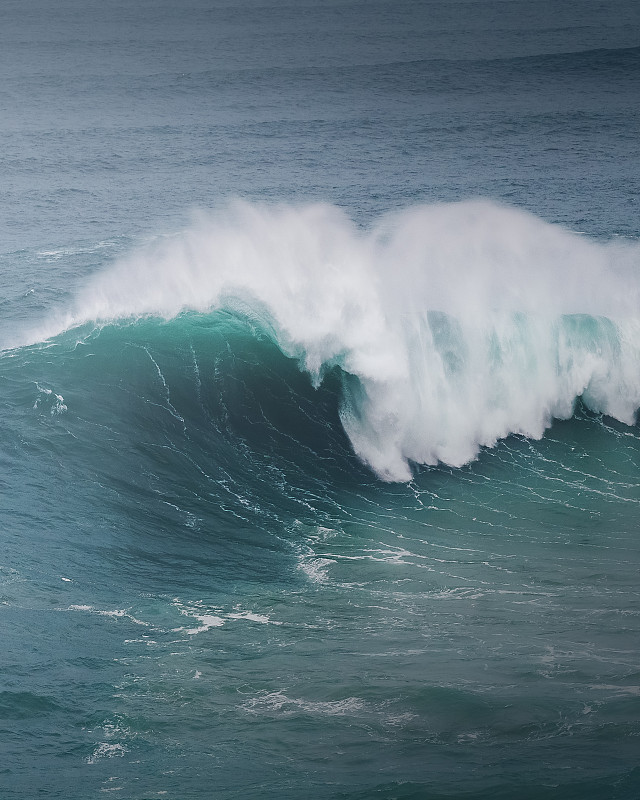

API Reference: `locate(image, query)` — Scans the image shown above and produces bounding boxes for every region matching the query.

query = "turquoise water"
[2,2,640,798]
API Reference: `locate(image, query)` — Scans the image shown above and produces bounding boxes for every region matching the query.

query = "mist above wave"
[34,200,640,480]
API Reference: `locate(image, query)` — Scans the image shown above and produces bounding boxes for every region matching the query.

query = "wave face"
[29,200,640,481]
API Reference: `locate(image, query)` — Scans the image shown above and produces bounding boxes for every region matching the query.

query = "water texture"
[1,1,640,798]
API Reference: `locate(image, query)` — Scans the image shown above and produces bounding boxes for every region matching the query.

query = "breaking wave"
[24,200,640,481]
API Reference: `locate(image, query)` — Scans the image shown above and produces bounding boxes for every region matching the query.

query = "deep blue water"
[2,2,640,798]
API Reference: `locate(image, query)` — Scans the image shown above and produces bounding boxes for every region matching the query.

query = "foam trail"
[31,200,640,480]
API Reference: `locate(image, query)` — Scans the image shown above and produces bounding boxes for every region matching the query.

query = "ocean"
[1,1,640,798]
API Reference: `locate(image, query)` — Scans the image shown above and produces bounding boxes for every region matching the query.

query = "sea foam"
[32,200,640,481]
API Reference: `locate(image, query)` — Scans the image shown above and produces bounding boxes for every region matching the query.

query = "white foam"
[172,598,282,633]
[241,690,366,717]
[184,614,225,635]
[33,383,67,415]
[67,605,149,626]
[28,200,640,480]
[87,742,127,764]
[227,611,282,625]
[296,555,335,584]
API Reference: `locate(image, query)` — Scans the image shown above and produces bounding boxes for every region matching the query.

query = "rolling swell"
[18,200,640,482]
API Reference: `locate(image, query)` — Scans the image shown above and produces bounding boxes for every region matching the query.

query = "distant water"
[2,2,640,798]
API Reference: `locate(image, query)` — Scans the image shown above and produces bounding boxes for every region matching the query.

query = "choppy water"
[2,2,640,798]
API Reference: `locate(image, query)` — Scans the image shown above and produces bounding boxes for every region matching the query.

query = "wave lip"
[29,200,640,481]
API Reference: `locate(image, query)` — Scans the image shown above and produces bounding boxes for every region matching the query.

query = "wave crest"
[32,200,640,480]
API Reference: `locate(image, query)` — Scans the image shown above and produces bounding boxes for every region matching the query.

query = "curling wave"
[28,200,640,481]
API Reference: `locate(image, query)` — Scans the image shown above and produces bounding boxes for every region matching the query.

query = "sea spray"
[28,200,640,480]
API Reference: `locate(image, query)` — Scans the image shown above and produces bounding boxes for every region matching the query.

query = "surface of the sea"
[2,1,640,798]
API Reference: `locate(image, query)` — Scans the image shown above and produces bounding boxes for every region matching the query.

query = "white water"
[32,200,640,480]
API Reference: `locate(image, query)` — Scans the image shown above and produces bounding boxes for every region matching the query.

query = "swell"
[463,44,640,74]
[194,44,640,81]
[196,45,640,99]
[12,199,640,481]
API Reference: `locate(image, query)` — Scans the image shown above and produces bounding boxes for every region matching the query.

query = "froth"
[33,200,640,480]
